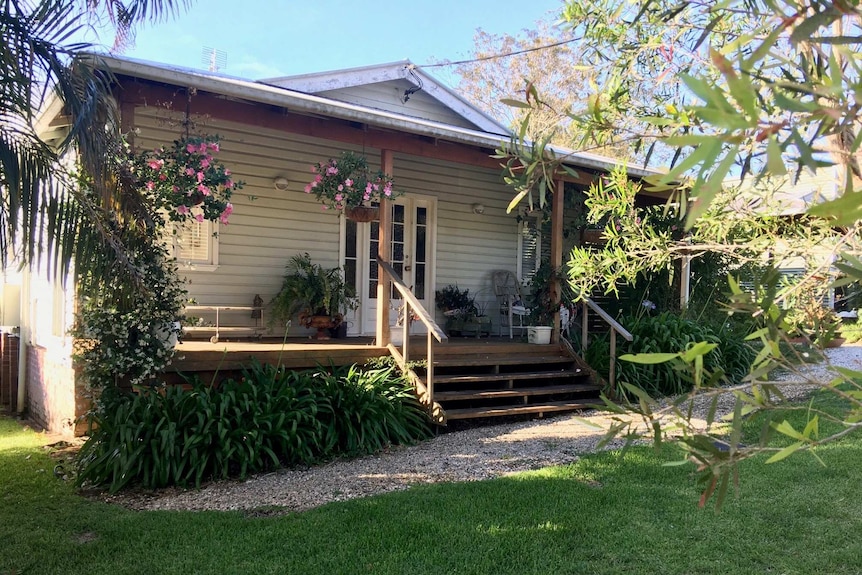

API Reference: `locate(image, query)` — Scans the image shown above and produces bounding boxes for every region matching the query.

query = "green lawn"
[2,405,860,575]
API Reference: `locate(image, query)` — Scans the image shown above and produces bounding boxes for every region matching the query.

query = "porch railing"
[377,257,448,412]
[579,297,633,392]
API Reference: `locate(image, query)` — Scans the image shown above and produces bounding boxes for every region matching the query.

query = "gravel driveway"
[102,345,862,513]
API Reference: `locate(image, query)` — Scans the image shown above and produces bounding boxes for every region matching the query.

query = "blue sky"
[92,0,566,84]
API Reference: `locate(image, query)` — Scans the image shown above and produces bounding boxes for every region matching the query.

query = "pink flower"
[185,168,195,176]
[225,179,234,189]
[176,204,190,216]
[304,183,313,193]
[197,172,205,183]
[344,178,353,187]
[326,166,338,176]
[198,184,211,196]
[186,143,196,153]
[158,173,166,181]
[219,203,233,225]
[145,181,155,191]
[365,182,373,194]
[200,158,210,168]
[195,213,205,223]
[210,143,219,153]
[225,169,231,176]
[147,159,164,170]
[337,184,344,192]
[172,185,179,192]
[334,193,343,202]
[314,174,322,184]
[363,193,371,201]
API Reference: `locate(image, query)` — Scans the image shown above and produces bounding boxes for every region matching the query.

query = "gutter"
[95,54,661,179]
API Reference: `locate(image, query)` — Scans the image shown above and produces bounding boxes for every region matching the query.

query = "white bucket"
[528,326,551,344]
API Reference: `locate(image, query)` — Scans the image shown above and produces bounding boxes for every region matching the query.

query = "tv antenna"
[202,47,227,72]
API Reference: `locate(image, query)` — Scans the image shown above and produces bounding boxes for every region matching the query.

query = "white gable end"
[315,79,480,130]
[262,61,509,135]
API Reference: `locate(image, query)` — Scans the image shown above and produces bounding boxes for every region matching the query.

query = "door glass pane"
[415,263,426,299]
[345,220,357,258]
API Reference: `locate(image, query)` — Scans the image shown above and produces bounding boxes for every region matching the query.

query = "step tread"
[429,369,585,385]
[435,384,601,401]
[431,355,575,367]
[445,400,594,420]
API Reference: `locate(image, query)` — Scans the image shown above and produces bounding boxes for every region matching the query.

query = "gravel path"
[102,345,862,513]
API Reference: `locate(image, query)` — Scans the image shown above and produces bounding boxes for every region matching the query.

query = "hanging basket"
[345,205,379,222]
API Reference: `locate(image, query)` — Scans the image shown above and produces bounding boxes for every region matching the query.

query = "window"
[172,219,218,270]
[518,216,541,283]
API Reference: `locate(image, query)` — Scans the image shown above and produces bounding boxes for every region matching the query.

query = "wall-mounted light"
[273,176,289,191]
[471,203,485,215]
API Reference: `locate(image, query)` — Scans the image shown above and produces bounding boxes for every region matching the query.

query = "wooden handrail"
[583,298,633,341]
[377,257,447,343]
[579,297,633,394]
[377,255,447,414]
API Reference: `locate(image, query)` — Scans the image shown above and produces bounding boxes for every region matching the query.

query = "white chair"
[493,271,530,338]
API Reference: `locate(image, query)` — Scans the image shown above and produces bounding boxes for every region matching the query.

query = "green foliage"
[583,311,756,398]
[75,363,430,492]
[270,253,358,325]
[70,239,186,390]
[316,364,433,457]
[434,284,478,316]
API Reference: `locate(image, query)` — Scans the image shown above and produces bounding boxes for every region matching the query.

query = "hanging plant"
[133,135,243,225]
[304,151,401,214]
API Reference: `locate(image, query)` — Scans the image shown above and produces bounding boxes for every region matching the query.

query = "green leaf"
[807,194,862,226]
[766,441,804,463]
[619,352,680,364]
[773,420,806,441]
[766,137,788,176]
[500,98,532,109]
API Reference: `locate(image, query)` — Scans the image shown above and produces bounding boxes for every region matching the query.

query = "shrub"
[578,312,756,399]
[75,363,430,492]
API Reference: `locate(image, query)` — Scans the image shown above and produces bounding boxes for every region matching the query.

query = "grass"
[2,396,861,575]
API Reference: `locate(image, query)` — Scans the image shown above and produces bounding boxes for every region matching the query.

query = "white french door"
[341,196,435,336]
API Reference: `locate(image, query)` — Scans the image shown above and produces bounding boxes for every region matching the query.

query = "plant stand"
[446,316,491,338]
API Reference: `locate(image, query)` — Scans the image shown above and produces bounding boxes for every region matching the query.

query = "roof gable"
[261,61,508,135]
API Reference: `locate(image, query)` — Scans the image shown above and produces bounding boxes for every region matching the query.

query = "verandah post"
[376,149,394,346]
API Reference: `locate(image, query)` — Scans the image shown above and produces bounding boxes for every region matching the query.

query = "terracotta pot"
[299,313,343,340]
[345,205,379,222]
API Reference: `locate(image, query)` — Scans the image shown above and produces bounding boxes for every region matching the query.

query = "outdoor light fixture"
[471,203,485,215]
[273,176,289,191]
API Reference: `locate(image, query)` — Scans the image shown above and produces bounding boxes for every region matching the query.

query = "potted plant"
[271,253,358,339]
[434,285,490,337]
[304,151,402,220]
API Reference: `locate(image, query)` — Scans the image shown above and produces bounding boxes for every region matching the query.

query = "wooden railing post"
[402,303,410,363]
[426,333,434,405]
[609,329,617,391]
[581,301,589,352]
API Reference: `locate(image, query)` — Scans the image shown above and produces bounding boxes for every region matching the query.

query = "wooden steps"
[408,341,603,423]
[445,400,597,420]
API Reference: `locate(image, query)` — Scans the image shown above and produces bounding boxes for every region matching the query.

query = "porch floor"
[169,335,538,378]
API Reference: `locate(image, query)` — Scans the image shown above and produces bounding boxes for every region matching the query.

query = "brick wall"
[26,344,87,437]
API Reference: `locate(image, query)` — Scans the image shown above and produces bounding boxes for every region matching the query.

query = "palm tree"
[1,0,190,284]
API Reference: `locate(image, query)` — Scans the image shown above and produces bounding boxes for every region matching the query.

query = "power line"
[419,37,580,68]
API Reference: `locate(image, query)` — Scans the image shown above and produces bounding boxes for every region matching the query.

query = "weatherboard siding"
[133,107,520,332]
[316,80,479,130]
